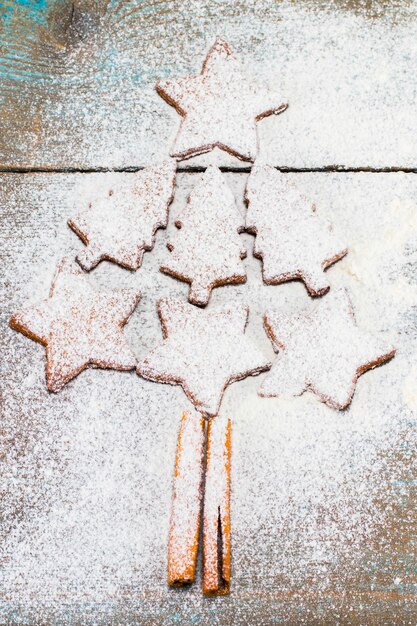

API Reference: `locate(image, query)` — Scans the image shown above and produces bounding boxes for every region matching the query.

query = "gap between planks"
[0,166,416,174]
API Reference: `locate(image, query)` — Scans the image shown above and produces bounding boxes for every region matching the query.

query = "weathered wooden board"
[1,171,416,624]
[0,0,416,170]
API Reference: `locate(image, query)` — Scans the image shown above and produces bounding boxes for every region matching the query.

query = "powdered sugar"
[161,165,247,306]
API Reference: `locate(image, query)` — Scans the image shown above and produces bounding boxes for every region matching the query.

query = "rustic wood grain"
[0,171,416,623]
[1,1,416,623]
[0,0,416,169]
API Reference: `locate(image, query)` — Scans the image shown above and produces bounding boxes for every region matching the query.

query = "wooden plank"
[0,170,416,623]
[0,0,416,169]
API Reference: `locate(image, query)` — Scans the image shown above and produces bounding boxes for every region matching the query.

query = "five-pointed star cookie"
[10,258,140,392]
[246,163,348,296]
[68,161,176,271]
[156,38,288,162]
[137,299,271,416]
[259,288,396,409]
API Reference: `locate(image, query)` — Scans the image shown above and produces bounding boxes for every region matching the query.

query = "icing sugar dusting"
[0,171,416,623]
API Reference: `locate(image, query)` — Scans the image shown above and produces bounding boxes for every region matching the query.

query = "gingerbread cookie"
[160,165,247,306]
[259,288,396,409]
[246,163,348,296]
[156,38,287,162]
[68,161,176,271]
[137,299,271,416]
[10,258,140,392]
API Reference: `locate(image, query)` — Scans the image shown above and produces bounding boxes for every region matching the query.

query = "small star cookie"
[137,299,271,416]
[68,161,176,271]
[259,288,396,409]
[246,163,348,296]
[156,38,287,162]
[10,258,140,392]
[160,165,247,306]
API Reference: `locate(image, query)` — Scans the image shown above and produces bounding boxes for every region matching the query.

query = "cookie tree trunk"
[168,412,231,596]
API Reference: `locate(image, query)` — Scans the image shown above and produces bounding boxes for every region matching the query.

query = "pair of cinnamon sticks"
[168,411,231,596]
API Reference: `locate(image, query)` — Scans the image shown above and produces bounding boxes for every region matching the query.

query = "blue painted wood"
[0,0,416,169]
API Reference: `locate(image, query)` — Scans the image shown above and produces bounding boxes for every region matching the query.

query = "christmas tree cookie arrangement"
[9,38,396,599]
[160,165,247,306]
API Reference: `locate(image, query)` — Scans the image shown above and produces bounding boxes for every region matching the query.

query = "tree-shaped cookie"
[137,298,271,416]
[246,163,348,296]
[259,288,396,409]
[68,160,176,271]
[160,165,247,306]
[157,38,288,162]
[10,258,140,391]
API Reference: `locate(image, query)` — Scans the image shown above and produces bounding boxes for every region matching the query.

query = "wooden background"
[1,1,417,624]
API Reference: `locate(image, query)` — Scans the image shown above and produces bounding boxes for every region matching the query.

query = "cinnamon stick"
[168,410,205,586]
[202,413,231,596]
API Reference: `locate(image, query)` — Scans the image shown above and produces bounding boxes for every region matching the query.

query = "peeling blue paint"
[0,0,51,27]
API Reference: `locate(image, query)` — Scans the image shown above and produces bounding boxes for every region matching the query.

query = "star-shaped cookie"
[157,38,287,162]
[68,160,176,271]
[137,299,271,416]
[246,163,348,296]
[259,288,396,409]
[10,258,140,392]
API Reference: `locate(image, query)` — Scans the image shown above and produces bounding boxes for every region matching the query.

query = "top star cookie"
[68,161,176,271]
[157,38,288,162]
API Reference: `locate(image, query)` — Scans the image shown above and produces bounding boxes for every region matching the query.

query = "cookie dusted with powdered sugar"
[137,299,271,417]
[160,165,247,306]
[246,163,347,296]
[156,38,287,162]
[259,288,396,409]
[10,258,140,392]
[68,161,176,271]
